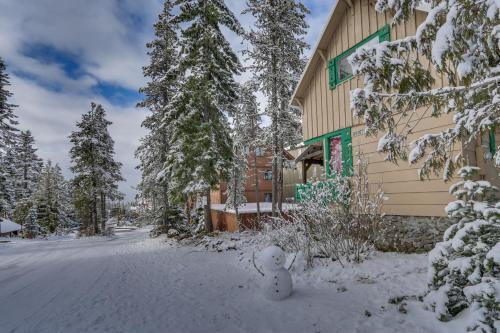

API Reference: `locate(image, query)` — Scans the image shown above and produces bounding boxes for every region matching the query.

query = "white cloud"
[10,75,147,201]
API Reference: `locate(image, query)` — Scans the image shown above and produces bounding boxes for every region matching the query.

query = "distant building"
[0,218,22,237]
[211,147,294,205]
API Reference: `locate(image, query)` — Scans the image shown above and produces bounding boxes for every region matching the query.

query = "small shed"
[0,218,22,236]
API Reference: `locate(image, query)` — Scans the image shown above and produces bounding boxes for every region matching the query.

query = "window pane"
[337,55,353,81]
[337,36,380,82]
[363,35,380,48]
[329,137,343,174]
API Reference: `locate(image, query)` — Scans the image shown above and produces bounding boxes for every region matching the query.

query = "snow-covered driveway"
[0,229,444,333]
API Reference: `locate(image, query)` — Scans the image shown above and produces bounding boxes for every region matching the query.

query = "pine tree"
[349,0,500,180]
[69,103,123,235]
[170,0,243,232]
[426,167,499,331]
[23,204,43,238]
[0,57,18,152]
[0,57,19,217]
[136,0,182,231]
[35,161,61,233]
[15,130,43,201]
[243,0,309,216]
[225,83,263,222]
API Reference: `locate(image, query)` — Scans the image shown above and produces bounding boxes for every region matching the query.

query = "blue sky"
[0,0,334,200]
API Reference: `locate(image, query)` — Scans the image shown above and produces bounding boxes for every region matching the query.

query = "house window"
[255,147,264,156]
[329,25,390,89]
[489,128,497,155]
[324,127,353,177]
[329,137,343,174]
[264,193,272,202]
[264,170,273,180]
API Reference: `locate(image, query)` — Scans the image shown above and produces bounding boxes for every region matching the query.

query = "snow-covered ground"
[0,229,459,333]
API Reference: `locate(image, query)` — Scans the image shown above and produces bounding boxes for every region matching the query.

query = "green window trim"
[324,128,353,177]
[303,128,353,178]
[489,127,497,155]
[328,25,390,90]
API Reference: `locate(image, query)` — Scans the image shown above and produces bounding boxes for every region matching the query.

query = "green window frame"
[303,128,353,177]
[328,25,390,89]
[324,128,353,177]
[489,127,497,155]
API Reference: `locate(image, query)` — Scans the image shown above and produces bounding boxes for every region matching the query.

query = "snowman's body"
[261,246,293,301]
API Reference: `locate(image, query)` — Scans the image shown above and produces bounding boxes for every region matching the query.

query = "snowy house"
[0,218,22,237]
[290,0,499,250]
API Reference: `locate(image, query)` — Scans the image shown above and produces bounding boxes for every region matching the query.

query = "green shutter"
[341,128,353,176]
[328,59,336,90]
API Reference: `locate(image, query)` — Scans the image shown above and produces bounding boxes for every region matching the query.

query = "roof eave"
[291,1,431,107]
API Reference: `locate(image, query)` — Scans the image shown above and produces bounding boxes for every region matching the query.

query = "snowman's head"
[262,246,286,270]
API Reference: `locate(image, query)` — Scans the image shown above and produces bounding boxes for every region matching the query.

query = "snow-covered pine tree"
[0,57,18,153]
[94,108,124,233]
[35,161,61,233]
[69,103,123,235]
[136,0,182,231]
[15,130,43,201]
[349,0,500,180]
[240,82,263,220]
[0,144,17,218]
[426,167,499,331]
[0,57,19,218]
[23,204,43,238]
[170,0,243,232]
[243,0,309,216]
[225,85,256,223]
[72,177,94,234]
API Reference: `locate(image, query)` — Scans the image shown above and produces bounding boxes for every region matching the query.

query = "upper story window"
[264,170,273,180]
[255,147,264,157]
[329,25,390,89]
[489,128,497,155]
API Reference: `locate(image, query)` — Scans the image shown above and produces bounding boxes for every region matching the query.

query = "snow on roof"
[0,219,22,233]
[211,203,297,214]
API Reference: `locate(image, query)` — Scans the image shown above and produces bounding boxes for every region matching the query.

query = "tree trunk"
[92,194,99,235]
[271,58,279,217]
[204,189,213,233]
[233,173,240,230]
[100,192,106,234]
[253,153,261,222]
[185,194,192,225]
[277,151,283,213]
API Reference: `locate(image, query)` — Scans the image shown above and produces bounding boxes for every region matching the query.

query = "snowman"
[261,246,293,301]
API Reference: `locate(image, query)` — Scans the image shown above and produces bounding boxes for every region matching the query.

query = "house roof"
[291,0,430,108]
[291,0,348,107]
[0,219,22,234]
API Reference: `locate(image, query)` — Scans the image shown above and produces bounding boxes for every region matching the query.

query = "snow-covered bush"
[425,167,499,331]
[269,156,384,267]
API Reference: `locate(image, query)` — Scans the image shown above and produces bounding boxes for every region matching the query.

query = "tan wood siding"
[303,1,426,142]
[296,1,479,217]
[351,108,456,217]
